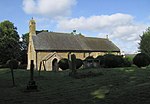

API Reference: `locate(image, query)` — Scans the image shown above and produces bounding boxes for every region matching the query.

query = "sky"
[0,0,150,54]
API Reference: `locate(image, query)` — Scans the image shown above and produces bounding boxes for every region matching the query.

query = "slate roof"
[32,32,120,52]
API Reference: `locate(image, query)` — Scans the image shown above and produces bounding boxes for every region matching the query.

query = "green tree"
[19,33,29,64]
[139,27,150,57]
[133,53,150,68]
[21,33,29,50]
[0,20,20,64]
[0,20,19,41]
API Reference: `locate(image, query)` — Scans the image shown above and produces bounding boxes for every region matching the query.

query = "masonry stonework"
[27,18,120,71]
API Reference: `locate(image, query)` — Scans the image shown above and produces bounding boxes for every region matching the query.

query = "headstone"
[26,60,38,91]
[9,58,18,86]
[71,54,77,74]
[68,52,72,70]
[10,67,15,86]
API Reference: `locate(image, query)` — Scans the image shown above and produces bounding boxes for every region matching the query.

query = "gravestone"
[69,54,77,77]
[9,58,18,86]
[71,54,76,73]
[26,60,37,91]
[68,52,72,70]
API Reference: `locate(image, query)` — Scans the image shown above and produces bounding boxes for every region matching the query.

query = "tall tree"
[0,20,20,64]
[21,33,29,50]
[19,33,29,64]
[139,27,150,57]
[0,20,19,41]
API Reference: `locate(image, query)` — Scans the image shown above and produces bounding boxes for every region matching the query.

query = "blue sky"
[0,0,150,54]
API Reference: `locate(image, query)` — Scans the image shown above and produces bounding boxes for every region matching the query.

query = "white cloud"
[108,24,147,54]
[57,13,134,31]
[23,0,36,14]
[111,25,146,40]
[23,0,76,18]
[57,13,148,53]
[22,0,148,54]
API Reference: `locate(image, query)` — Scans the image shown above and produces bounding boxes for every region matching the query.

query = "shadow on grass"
[1,67,150,104]
[90,67,150,104]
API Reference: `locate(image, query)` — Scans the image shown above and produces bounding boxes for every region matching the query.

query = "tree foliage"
[139,27,150,57]
[58,58,69,70]
[0,20,20,64]
[7,58,19,69]
[76,59,83,69]
[0,20,19,40]
[133,53,150,68]
[21,33,29,50]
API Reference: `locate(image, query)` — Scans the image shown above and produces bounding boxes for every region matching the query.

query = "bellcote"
[29,18,36,35]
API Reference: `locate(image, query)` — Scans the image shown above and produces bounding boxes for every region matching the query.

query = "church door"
[52,58,58,71]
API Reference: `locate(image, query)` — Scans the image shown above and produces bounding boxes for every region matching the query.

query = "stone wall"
[35,51,120,71]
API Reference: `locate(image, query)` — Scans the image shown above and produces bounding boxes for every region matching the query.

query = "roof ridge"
[36,31,108,40]
[85,36,108,40]
[37,31,75,37]
[32,31,120,52]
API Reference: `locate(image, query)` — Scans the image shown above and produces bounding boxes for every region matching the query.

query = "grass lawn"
[1,67,150,104]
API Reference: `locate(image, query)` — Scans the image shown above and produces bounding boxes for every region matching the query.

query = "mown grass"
[0,67,150,104]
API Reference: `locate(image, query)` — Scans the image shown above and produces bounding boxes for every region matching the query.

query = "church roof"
[32,32,120,52]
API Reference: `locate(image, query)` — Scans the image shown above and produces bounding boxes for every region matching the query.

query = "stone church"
[27,18,120,71]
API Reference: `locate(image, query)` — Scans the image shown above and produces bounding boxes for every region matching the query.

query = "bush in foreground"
[123,58,132,67]
[7,59,19,69]
[103,54,124,68]
[133,53,150,68]
[96,55,104,66]
[76,59,83,69]
[58,58,69,70]
[85,56,94,60]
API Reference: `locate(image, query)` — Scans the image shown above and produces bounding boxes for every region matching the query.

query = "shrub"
[84,56,94,68]
[7,59,19,69]
[103,54,124,68]
[58,58,69,70]
[76,59,83,69]
[133,53,150,68]
[125,55,135,64]
[0,64,8,68]
[96,55,104,66]
[123,58,132,67]
[103,54,116,68]
[116,55,125,67]
[85,56,94,60]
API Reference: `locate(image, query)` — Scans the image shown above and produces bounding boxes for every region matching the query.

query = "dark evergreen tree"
[133,53,150,68]
[0,20,20,64]
[139,27,150,57]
